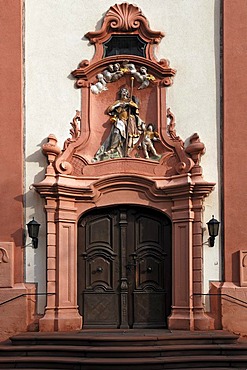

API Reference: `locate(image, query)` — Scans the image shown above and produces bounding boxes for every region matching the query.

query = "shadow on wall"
[25,139,48,313]
[25,138,48,183]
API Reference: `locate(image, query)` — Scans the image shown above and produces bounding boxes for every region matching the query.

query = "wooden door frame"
[77,205,172,329]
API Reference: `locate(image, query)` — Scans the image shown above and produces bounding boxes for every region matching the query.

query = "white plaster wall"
[25,0,220,312]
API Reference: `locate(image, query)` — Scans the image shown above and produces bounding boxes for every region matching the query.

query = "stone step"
[0,355,247,369]
[10,330,239,347]
[0,343,247,358]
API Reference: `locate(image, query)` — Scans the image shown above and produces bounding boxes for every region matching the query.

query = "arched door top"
[78,205,172,328]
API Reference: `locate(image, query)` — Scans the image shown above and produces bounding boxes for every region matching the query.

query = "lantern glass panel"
[27,219,40,238]
[207,217,220,237]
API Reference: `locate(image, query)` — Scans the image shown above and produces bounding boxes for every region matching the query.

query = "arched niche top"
[85,3,164,62]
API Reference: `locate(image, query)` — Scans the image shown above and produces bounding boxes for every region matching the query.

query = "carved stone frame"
[35,3,215,331]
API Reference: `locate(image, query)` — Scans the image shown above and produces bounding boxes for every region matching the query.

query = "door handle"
[126,252,137,271]
[96,266,103,273]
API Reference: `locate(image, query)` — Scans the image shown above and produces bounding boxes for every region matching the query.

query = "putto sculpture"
[90,60,155,94]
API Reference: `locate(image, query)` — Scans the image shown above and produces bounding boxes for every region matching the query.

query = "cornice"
[34,173,215,202]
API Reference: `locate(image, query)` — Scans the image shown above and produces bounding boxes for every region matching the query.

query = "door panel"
[78,206,171,328]
[129,210,170,328]
[78,210,119,328]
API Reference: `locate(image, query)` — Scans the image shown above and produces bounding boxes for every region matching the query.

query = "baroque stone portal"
[35,3,215,332]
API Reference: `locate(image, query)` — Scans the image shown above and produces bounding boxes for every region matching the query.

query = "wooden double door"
[78,206,172,328]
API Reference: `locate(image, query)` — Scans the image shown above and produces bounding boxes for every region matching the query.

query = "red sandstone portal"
[35,3,215,331]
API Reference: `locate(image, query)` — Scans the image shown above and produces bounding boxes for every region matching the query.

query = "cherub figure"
[141,123,160,159]
[102,63,123,83]
[90,73,108,94]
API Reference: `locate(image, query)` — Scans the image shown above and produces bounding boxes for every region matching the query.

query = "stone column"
[168,192,194,330]
[39,196,82,331]
[192,196,214,329]
[39,198,57,331]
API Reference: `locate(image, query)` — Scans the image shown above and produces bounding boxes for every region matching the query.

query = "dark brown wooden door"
[78,206,171,328]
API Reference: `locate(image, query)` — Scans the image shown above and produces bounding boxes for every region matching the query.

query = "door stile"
[119,209,129,329]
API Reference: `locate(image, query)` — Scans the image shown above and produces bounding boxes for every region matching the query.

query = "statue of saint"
[93,86,144,161]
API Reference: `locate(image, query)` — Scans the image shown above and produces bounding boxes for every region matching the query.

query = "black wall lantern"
[27,217,40,249]
[207,215,220,247]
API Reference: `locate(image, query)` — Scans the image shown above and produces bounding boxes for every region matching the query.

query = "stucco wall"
[24,0,220,312]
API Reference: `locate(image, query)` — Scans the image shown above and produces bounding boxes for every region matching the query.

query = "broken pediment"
[42,3,205,178]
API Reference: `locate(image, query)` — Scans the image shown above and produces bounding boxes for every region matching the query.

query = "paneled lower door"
[78,206,171,328]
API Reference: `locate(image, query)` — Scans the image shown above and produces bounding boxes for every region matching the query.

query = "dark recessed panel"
[103,35,147,57]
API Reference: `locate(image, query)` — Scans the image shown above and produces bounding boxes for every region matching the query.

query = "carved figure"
[102,64,115,82]
[93,86,144,161]
[91,61,155,94]
[102,63,123,83]
[141,123,160,158]
[90,73,108,94]
[131,66,155,90]
[122,60,137,74]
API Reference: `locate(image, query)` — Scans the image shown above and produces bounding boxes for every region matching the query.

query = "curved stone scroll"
[54,111,83,175]
[165,108,194,174]
[0,248,9,263]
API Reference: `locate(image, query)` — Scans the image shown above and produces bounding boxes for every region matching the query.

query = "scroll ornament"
[63,110,81,150]
[0,248,9,263]
[167,108,184,147]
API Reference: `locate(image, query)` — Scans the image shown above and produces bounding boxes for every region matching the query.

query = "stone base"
[39,307,82,332]
[168,307,194,330]
[210,282,247,336]
[193,309,215,330]
[168,307,214,330]
[0,283,36,342]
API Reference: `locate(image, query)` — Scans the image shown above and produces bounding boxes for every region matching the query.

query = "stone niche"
[35,3,215,332]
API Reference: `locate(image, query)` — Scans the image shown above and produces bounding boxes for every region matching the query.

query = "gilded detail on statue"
[92,84,160,162]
